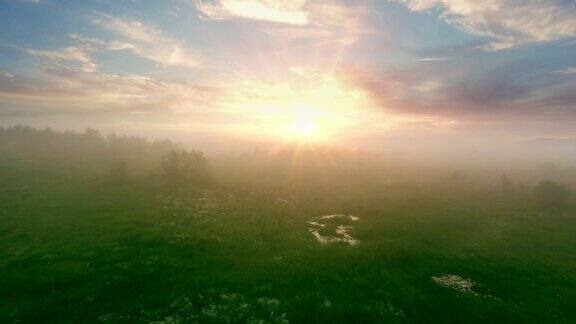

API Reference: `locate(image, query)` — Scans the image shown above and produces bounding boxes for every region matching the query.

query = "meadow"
[1,126,575,323]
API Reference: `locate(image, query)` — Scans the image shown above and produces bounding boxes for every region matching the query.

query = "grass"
[1,163,576,323]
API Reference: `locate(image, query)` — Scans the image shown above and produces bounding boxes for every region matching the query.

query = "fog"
[4,125,574,194]
[2,125,575,322]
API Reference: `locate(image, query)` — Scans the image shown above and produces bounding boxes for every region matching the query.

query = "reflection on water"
[308,214,360,246]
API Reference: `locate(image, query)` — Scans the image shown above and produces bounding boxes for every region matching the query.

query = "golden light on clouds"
[221,72,394,143]
[193,0,310,25]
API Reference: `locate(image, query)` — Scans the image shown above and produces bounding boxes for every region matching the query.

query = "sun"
[228,73,391,143]
[289,116,317,139]
[278,108,328,142]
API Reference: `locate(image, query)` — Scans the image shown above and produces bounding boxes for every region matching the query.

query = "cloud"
[93,14,200,68]
[0,66,218,116]
[417,57,450,62]
[555,67,576,75]
[0,68,233,134]
[192,0,310,25]
[0,70,14,79]
[338,58,567,122]
[192,0,367,45]
[25,46,97,72]
[396,0,576,50]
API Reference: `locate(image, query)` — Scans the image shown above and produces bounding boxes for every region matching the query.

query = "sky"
[1,0,576,151]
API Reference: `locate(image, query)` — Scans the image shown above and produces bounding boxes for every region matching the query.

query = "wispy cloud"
[25,46,97,72]
[0,70,14,79]
[192,0,310,25]
[555,67,576,75]
[417,57,449,62]
[93,13,200,68]
[396,0,576,50]
[0,66,217,115]
[191,0,367,44]
[23,21,196,75]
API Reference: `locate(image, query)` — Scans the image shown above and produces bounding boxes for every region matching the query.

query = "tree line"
[0,125,210,188]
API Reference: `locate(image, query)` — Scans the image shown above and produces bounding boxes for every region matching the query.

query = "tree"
[534,180,571,209]
[160,150,210,188]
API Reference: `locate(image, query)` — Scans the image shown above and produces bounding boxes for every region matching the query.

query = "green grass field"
[2,156,575,323]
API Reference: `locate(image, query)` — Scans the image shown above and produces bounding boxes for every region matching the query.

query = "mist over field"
[2,126,576,322]
[2,0,576,323]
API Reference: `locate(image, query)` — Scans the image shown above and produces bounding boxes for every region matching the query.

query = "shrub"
[160,150,211,188]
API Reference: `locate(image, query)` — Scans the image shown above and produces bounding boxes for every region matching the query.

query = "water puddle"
[308,214,360,246]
